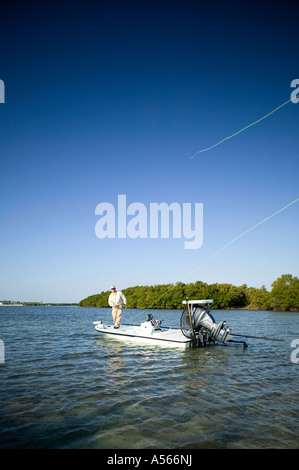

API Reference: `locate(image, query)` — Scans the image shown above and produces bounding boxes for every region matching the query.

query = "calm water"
[0,305,299,449]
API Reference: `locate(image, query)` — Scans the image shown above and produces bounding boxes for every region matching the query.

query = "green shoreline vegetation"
[79,274,299,312]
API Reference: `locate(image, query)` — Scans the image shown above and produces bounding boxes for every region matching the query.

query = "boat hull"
[95,323,191,349]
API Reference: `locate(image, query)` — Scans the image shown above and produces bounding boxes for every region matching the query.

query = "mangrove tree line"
[78,274,299,311]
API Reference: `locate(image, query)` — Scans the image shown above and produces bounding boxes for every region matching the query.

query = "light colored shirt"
[108,290,127,307]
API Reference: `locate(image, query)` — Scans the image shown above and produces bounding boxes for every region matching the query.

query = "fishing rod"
[231,333,286,342]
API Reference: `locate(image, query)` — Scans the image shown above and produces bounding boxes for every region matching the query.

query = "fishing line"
[180,196,299,281]
[190,98,292,159]
[130,196,299,320]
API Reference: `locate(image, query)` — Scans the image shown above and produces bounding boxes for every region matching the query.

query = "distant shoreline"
[0,302,78,307]
[0,303,23,307]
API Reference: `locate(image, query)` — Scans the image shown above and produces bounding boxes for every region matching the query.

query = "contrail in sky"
[190,98,292,159]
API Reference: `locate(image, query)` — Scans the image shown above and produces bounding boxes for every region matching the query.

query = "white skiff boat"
[94,321,191,349]
[93,299,287,349]
[93,299,250,349]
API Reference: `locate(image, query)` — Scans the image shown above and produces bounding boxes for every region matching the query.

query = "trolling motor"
[181,300,247,348]
[146,313,162,330]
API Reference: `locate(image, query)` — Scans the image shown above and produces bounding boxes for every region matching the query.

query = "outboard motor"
[193,307,231,344]
[181,301,231,346]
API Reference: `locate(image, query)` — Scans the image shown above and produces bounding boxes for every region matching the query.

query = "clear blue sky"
[0,0,298,302]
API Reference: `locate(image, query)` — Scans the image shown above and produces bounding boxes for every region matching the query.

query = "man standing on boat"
[108,285,127,328]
